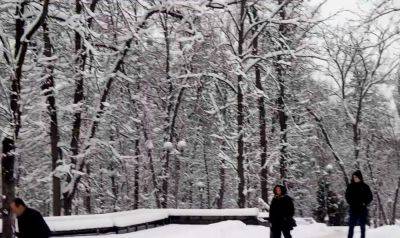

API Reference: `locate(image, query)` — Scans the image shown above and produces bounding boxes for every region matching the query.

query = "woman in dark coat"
[345,170,373,238]
[269,185,296,238]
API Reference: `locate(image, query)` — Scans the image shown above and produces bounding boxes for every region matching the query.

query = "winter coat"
[269,195,296,229]
[16,207,51,238]
[345,172,373,214]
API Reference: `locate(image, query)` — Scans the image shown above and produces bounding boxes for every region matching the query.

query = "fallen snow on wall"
[44,208,259,231]
[1,208,258,233]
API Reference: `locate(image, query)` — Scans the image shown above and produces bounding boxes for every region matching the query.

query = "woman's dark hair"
[12,198,26,207]
[273,185,287,195]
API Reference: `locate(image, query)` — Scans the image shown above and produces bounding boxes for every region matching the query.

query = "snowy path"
[62,221,400,238]
[316,227,347,238]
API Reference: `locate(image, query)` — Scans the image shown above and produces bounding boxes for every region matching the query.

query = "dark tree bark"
[236,0,247,209]
[2,138,15,238]
[65,0,99,215]
[252,7,269,204]
[42,22,62,216]
[276,0,289,182]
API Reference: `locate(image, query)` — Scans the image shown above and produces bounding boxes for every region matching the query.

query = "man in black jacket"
[269,185,296,238]
[345,170,373,238]
[10,198,51,238]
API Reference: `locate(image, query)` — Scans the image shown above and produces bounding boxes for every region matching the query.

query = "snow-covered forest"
[0,0,399,233]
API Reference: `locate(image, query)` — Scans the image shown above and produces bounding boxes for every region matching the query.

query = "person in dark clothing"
[345,170,373,238]
[269,185,296,238]
[10,198,51,238]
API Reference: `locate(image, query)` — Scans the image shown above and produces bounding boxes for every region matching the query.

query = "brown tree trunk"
[2,138,15,238]
[42,22,62,216]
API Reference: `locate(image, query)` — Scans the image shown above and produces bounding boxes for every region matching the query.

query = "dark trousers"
[270,225,292,238]
[348,208,367,238]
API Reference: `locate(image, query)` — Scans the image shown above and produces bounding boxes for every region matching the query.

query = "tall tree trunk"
[236,0,247,209]
[161,15,172,208]
[42,22,62,216]
[276,0,288,182]
[252,7,268,204]
[65,0,86,215]
[65,0,99,215]
[2,138,15,238]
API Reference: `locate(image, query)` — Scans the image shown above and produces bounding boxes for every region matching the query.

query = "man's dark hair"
[12,198,26,207]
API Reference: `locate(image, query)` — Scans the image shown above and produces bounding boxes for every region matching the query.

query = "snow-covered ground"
[62,220,400,238]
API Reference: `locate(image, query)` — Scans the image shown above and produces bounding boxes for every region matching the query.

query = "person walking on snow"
[10,198,51,238]
[346,170,373,238]
[269,185,296,238]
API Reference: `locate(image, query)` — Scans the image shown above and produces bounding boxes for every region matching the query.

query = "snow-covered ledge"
[0,208,264,236]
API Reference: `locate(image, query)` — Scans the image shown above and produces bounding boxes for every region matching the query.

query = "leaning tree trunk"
[2,138,15,238]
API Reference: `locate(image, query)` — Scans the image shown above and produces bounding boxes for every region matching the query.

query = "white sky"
[315,0,373,24]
